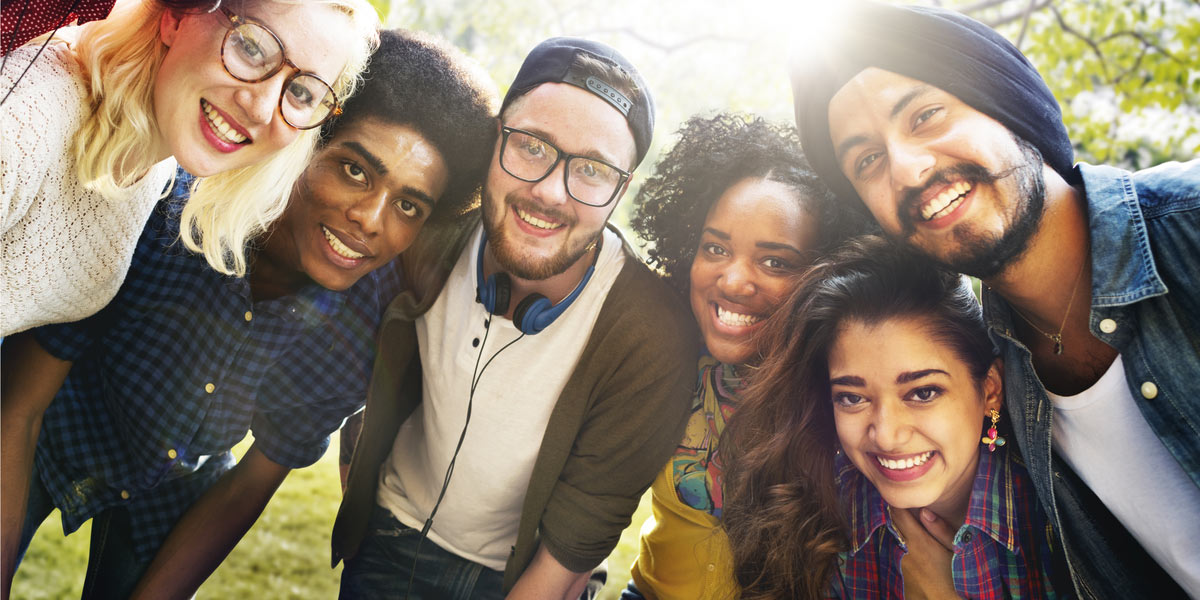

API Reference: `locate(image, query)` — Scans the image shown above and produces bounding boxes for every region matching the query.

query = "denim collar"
[983,163,1167,337]
[1076,162,1168,307]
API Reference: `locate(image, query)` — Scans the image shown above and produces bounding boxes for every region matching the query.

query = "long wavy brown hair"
[722,235,992,598]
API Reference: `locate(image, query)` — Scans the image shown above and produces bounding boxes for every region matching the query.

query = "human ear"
[159,10,184,47]
[982,358,1003,412]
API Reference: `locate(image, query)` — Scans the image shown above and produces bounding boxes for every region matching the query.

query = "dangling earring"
[981,409,1006,452]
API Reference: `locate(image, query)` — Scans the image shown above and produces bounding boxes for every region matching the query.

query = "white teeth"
[516,207,563,230]
[322,226,365,259]
[876,450,934,471]
[717,305,761,327]
[201,99,248,144]
[920,181,970,221]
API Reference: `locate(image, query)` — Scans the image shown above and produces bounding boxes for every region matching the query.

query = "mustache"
[897,161,1022,235]
[506,195,575,226]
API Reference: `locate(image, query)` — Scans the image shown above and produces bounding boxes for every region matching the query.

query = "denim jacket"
[982,160,1199,599]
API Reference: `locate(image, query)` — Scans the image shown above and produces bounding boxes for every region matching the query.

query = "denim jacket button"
[1099,318,1117,334]
[1141,381,1159,399]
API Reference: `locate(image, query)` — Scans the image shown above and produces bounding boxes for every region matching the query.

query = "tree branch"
[1047,2,1110,79]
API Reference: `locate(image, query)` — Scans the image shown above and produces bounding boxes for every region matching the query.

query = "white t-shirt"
[1,44,177,335]
[1049,355,1200,596]
[376,225,625,570]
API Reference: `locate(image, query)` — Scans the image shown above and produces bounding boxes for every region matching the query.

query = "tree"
[948,0,1200,168]
[381,0,1199,193]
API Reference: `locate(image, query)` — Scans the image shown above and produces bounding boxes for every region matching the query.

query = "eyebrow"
[514,125,625,167]
[341,141,388,175]
[339,141,438,208]
[890,85,934,119]
[896,368,948,384]
[757,241,806,257]
[702,227,730,240]
[830,375,865,387]
[702,228,806,257]
[829,369,948,387]
[832,84,936,163]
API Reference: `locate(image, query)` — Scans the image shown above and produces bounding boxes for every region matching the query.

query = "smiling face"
[828,316,1001,519]
[482,83,636,280]
[827,68,1046,278]
[689,178,817,365]
[264,118,448,292]
[153,2,356,176]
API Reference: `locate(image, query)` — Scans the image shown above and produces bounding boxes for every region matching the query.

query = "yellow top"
[630,461,738,600]
[630,356,739,600]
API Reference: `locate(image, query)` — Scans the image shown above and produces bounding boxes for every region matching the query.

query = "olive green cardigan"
[331,212,699,591]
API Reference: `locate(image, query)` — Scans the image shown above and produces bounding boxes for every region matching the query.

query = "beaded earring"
[981,409,1007,452]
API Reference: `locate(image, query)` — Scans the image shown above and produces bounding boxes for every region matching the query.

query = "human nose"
[529,159,571,206]
[887,139,936,189]
[716,259,756,299]
[234,75,285,127]
[869,400,913,451]
[346,190,388,237]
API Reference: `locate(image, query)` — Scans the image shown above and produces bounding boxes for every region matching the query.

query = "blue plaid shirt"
[32,175,403,560]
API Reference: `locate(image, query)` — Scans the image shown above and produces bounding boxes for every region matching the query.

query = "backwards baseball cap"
[792,1,1076,204]
[501,36,655,168]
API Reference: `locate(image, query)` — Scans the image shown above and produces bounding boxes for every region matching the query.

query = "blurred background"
[14,0,1199,597]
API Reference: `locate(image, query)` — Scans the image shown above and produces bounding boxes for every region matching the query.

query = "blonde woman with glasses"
[0,0,380,336]
[0,1,377,597]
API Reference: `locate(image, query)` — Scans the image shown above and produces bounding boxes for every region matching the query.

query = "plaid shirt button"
[205,383,215,394]
[120,490,130,500]
[167,449,178,459]
[244,311,253,322]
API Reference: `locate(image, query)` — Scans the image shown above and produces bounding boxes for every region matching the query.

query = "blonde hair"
[72,0,380,276]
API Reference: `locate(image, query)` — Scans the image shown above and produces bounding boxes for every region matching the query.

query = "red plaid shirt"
[830,447,1068,599]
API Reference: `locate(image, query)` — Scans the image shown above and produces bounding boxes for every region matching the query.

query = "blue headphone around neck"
[475,228,600,335]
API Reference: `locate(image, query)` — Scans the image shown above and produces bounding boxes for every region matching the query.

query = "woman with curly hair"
[722,236,1068,599]
[623,113,847,600]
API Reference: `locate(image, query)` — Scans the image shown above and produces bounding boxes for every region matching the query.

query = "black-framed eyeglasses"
[217,7,341,130]
[499,126,631,208]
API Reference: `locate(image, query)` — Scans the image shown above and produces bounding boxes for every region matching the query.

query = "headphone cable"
[404,315,525,598]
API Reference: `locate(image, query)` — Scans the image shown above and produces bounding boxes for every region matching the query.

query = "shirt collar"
[983,163,1167,336]
[837,447,1022,555]
[1076,163,1168,307]
[837,453,892,554]
[961,446,1021,554]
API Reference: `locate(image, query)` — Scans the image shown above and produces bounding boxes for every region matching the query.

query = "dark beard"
[894,137,1046,279]
[481,193,591,281]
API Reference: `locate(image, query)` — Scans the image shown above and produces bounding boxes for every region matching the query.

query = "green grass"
[14,431,652,599]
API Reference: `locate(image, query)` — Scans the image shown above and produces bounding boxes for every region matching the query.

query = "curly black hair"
[321,29,499,224]
[631,113,853,298]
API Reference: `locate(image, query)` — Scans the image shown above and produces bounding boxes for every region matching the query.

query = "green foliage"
[944,0,1200,168]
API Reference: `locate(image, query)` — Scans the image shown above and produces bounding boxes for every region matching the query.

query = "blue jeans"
[339,505,504,600]
[17,469,150,599]
[619,580,646,600]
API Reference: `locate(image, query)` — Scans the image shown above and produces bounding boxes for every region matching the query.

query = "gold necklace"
[1011,255,1087,355]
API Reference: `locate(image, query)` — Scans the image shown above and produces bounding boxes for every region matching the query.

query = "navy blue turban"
[791,1,1076,204]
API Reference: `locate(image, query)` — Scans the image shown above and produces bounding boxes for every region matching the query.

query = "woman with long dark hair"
[723,236,1067,599]
[623,113,846,599]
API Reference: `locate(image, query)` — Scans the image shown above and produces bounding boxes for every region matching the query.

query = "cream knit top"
[2,44,177,335]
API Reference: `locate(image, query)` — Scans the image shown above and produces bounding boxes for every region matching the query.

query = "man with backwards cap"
[333,38,697,599]
[792,2,1199,597]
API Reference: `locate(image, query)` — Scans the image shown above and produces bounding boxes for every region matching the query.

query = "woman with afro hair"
[623,113,854,599]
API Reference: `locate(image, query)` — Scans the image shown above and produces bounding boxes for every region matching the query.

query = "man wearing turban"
[792,2,1199,597]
